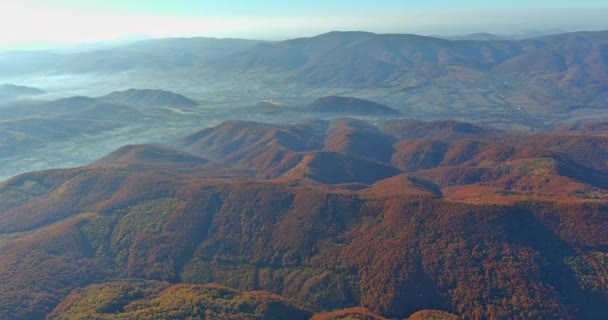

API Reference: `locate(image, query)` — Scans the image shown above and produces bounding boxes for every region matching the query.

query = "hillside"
[0,118,607,319]
[307,96,400,115]
[48,281,312,320]
[100,88,198,107]
[94,144,208,167]
[553,119,608,134]
[381,119,495,140]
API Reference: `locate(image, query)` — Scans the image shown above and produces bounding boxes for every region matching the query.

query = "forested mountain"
[1,118,607,319]
[1,31,607,120]
[0,0,606,318]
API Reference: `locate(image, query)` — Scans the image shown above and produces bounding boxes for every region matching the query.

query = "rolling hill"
[0,96,140,158]
[94,144,209,167]
[307,96,400,115]
[0,88,219,182]
[99,88,198,107]
[553,118,608,134]
[48,281,312,320]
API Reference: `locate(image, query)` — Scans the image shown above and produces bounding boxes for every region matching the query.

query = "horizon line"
[2,27,607,52]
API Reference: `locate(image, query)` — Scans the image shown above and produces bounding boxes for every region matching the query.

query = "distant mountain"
[209,30,515,78]
[0,37,264,74]
[203,30,608,120]
[6,31,607,90]
[39,96,99,110]
[99,88,198,107]
[211,30,608,86]
[2,31,608,122]
[0,84,44,97]
[438,33,504,41]
[308,96,400,115]
[438,30,567,41]
[511,29,568,39]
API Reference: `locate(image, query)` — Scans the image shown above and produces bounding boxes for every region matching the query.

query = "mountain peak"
[308,96,400,115]
[313,31,377,38]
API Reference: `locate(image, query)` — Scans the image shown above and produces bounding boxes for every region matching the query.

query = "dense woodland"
[0,118,607,319]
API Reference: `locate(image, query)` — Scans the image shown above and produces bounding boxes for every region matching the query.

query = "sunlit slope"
[0,118,607,319]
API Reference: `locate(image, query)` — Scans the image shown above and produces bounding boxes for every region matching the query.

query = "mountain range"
[1,31,607,124]
[0,91,412,182]
[1,28,608,320]
[1,117,607,319]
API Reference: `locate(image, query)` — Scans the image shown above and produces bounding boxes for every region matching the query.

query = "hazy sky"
[1,0,607,49]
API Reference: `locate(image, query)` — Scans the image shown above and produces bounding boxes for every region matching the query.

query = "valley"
[1,31,606,182]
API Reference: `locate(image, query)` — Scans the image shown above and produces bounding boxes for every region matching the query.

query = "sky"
[0,0,607,49]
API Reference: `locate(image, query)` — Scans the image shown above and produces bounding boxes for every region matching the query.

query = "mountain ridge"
[99,88,198,107]
[2,30,607,122]
[1,117,608,319]
[307,96,401,115]
[1,30,608,319]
